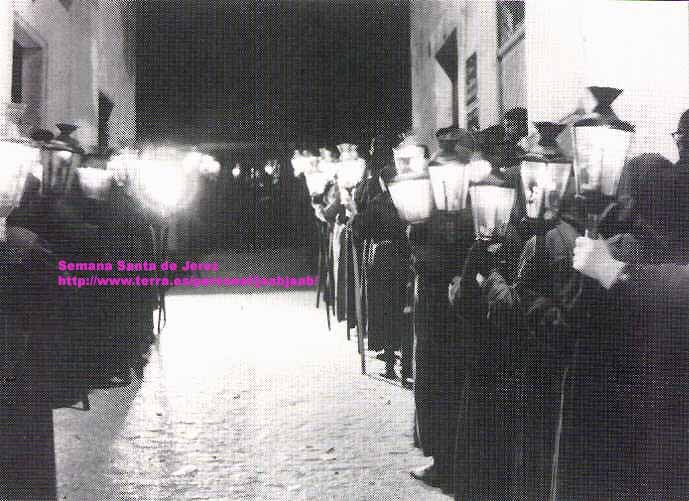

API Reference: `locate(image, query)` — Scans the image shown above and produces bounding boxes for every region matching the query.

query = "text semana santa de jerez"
[55,260,318,289]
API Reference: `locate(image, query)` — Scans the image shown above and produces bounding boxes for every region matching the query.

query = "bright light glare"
[232,165,241,178]
[136,159,189,210]
[0,141,37,215]
[55,150,73,161]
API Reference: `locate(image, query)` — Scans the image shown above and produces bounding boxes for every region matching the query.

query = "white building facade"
[411,0,689,161]
[1,0,135,152]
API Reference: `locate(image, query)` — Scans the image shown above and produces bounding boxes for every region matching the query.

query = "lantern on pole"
[0,114,39,241]
[428,160,470,213]
[36,123,84,198]
[336,143,366,190]
[76,167,115,202]
[386,141,435,224]
[107,147,139,189]
[520,121,572,220]
[386,140,434,223]
[572,86,635,235]
[468,185,516,241]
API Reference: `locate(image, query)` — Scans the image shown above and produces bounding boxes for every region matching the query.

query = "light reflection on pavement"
[54,256,450,500]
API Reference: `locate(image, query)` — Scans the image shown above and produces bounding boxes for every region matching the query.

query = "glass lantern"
[386,172,435,224]
[520,122,572,219]
[77,167,115,201]
[393,144,426,175]
[37,123,84,197]
[0,139,38,241]
[572,87,635,234]
[572,87,634,198]
[133,146,199,218]
[428,161,470,212]
[468,185,516,240]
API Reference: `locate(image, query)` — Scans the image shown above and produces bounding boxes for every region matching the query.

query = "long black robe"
[410,209,474,482]
[467,219,579,500]
[351,175,409,354]
[556,154,689,500]
[453,222,525,501]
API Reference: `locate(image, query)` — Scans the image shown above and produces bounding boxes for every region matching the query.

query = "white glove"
[572,236,626,289]
[448,275,461,305]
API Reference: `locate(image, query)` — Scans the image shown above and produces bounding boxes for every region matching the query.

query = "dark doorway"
[11,41,22,103]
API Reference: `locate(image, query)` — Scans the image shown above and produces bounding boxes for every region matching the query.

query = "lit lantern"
[264,161,274,176]
[133,147,199,217]
[520,121,572,219]
[393,144,426,175]
[77,167,115,201]
[317,147,339,179]
[200,156,221,177]
[428,162,469,212]
[302,149,336,196]
[572,87,635,198]
[183,150,221,178]
[0,139,38,241]
[37,123,84,197]
[232,164,242,178]
[468,185,516,240]
[290,150,302,176]
[304,171,331,196]
[336,143,366,189]
[386,172,435,224]
[107,147,139,188]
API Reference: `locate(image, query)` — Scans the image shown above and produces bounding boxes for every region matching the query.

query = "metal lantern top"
[520,121,572,218]
[572,86,635,197]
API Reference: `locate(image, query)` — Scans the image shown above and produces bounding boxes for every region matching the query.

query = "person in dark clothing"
[408,128,476,493]
[459,172,580,500]
[572,235,689,501]
[451,221,524,501]
[555,135,689,500]
[673,108,689,166]
[351,131,409,379]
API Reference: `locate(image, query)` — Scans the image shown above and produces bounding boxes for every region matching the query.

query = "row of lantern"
[107,145,221,217]
[292,144,368,196]
[0,121,223,240]
[384,86,634,241]
[230,159,281,179]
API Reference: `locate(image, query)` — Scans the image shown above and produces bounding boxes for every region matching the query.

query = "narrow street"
[52,249,450,501]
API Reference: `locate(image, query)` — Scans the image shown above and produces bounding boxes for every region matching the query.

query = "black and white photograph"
[1,0,689,499]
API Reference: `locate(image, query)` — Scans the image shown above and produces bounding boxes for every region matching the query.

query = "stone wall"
[9,0,135,150]
[410,0,506,154]
[411,1,689,160]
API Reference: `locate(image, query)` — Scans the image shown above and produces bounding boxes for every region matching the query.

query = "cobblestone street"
[53,250,450,500]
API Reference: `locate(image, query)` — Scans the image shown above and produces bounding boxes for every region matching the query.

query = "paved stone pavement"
[53,249,451,500]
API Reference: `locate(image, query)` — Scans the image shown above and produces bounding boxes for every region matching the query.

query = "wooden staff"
[350,232,366,375]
